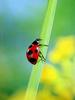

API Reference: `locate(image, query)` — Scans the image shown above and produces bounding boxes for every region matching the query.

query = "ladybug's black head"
[32,38,41,45]
[32,40,38,45]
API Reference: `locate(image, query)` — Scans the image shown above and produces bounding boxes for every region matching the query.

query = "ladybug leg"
[39,51,46,62]
[39,55,45,62]
[39,44,48,47]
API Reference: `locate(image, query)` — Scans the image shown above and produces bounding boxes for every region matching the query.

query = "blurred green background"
[0,0,75,100]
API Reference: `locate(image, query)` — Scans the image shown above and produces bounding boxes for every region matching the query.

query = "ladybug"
[26,38,47,65]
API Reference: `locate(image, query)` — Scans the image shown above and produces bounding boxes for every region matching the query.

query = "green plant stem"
[25,0,57,100]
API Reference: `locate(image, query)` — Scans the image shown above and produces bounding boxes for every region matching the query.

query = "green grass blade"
[25,0,57,100]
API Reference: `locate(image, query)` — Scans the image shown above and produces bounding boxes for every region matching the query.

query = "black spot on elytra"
[29,58,37,64]
[27,50,33,55]
[35,49,38,53]
[29,45,32,48]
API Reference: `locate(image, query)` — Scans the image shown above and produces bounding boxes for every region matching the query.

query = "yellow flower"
[41,64,58,84]
[36,90,50,100]
[48,36,74,63]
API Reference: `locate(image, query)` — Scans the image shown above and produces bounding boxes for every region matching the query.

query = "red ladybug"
[26,38,47,65]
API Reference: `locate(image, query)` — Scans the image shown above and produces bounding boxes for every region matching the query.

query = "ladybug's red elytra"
[26,38,47,65]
